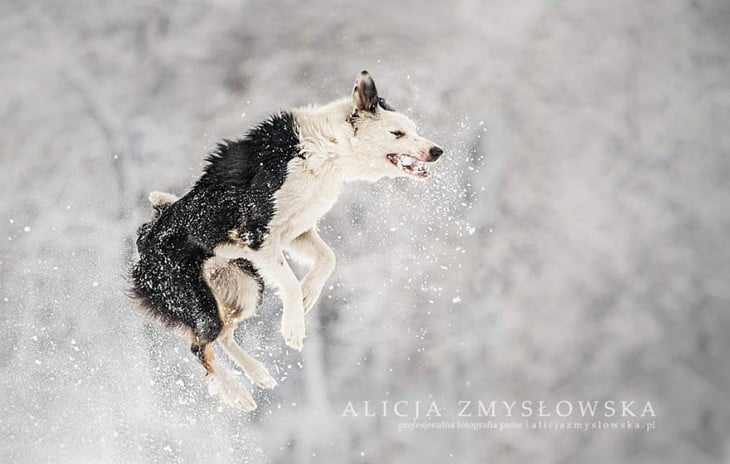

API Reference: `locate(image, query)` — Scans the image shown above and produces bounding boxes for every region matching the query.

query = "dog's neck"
[293,99,385,184]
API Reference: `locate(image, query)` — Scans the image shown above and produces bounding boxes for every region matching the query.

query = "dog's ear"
[352,70,379,114]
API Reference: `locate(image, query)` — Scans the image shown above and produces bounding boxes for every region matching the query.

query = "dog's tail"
[129,190,189,332]
[148,191,179,210]
[136,191,178,253]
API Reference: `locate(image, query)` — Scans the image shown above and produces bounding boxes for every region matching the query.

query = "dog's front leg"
[288,228,336,314]
[248,245,306,351]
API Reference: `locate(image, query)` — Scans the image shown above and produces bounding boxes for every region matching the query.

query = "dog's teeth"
[401,156,413,166]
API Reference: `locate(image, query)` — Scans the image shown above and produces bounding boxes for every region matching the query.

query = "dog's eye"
[391,130,406,138]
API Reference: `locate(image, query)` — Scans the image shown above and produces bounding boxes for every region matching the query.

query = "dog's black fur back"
[130,111,301,349]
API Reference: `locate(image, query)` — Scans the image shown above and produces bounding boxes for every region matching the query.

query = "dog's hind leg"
[203,258,276,389]
[212,239,306,350]
[203,257,263,321]
[207,358,257,411]
[219,329,277,389]
[191,332,257,411]
[188,285,258,411]
[134,241,258,410]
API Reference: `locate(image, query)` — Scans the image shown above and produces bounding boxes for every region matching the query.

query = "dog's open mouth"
[387,154,431,178]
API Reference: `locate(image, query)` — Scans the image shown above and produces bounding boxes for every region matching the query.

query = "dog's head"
[346,71,443,180]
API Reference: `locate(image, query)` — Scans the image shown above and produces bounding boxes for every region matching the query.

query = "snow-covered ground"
[1,1,729,462]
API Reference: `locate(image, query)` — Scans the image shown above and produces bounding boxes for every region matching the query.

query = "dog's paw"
[301,282,323,315]
[210,374,257,411]
[247,367,278,390]
[281,315,306,351]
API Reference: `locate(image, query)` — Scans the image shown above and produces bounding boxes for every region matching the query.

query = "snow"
[1,1,729,463]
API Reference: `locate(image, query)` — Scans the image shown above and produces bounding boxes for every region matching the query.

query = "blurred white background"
[1,0,729,462]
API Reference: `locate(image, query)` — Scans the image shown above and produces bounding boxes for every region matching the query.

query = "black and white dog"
[131,71,443,409]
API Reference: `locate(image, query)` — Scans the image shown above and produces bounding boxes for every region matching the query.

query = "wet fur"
[129,71,442,410]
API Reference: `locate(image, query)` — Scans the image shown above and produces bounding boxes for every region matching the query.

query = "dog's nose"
[429,146,443,160]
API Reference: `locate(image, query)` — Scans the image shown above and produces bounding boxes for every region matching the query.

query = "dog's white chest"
[269,159,342,244]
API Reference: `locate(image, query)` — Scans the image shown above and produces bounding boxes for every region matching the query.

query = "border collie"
[131,71,443,410]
